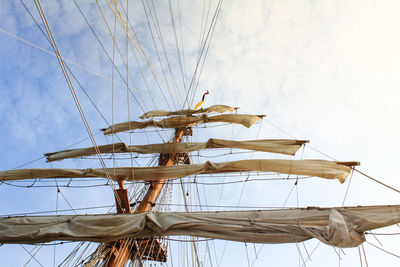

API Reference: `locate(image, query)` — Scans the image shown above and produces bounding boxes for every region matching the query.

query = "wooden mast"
[103,128,186,267]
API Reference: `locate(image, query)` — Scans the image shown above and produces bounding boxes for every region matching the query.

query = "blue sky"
[0,0,400,266]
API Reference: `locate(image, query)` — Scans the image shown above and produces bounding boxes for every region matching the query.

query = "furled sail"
[1,205,398,248]
[101,114,264,135]
[0,159,355,183]
[45,139,309,162]
[139,104,237,119]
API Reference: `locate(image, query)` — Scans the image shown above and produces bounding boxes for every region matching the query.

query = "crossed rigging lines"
[26,0,221,265]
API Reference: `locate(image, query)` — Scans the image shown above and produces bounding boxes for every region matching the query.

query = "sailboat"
[1,1,400,266]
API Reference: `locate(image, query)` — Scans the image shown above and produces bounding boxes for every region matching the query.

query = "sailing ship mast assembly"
[103,127,186,266]
[1,105,400,266]
[2,0,400,265]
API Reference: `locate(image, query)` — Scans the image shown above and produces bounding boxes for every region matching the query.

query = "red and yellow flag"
[194,90,209,110]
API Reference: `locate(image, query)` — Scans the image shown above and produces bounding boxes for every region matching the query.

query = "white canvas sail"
[0,159,354,183]
[45,139,309,162]
[139,104,237,119]
[1,205,398,248]
[101,114,264,135]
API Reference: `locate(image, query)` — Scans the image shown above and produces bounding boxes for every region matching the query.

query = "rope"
[147,0,181,108]
[23,244,43,266]
[140,0,178,109]
[106,0,181,110]
[95,0,169,143]
[0,204,113,217]
[0,26,130,92]
[94,0,153,111]
[20,245,44,267]
[342,168,354,206]
[33,0,122,207]
[73,0,147,113]
[183,0,223,109]
[365,240,400,258]
[354,168,400,194]
[168,0,187,102]
[361,244,369,267]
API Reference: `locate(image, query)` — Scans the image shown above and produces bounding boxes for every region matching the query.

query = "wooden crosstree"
[103,128,187,267]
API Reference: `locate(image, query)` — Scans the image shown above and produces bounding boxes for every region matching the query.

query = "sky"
[0,0,400,266]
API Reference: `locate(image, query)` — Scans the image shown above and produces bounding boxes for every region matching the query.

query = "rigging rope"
[140,0,178,110]
[107,0,181,110]
[73,0,147,112]
[168,0,187,103]
[144,0,181,110]
[95,0,170,144]
[20,245,44,267]
[354,168,400,194]
[0,26,132,92]
[33,0,122,208]
[191,0,223,108]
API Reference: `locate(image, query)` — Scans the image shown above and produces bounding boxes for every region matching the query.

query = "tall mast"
[104,127,187,266]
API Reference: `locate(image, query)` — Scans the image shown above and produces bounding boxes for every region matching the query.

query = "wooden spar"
[114,181,131,214]
[103,180,131,267]
[104,128,185,267]
[135,128,185,212]
[336,161,360,167]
